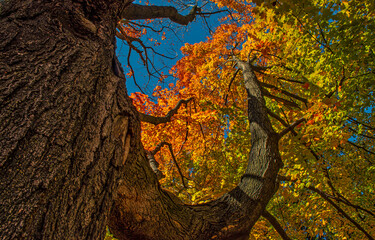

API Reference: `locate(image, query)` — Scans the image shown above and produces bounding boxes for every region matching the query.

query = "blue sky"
[116,0,226,94]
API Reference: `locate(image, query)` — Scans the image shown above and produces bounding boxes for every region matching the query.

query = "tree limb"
[278,118,305,139]
[262,210,292,240]
[149,141,188,188]
[262,88,300,108]
[166,143,188,188]
[348,140,375,156]
[224,68,240,105]
[147,151,165,180]
[348,127,375,139]
[121,3,200,25]
[260,81,308,104]
[279,175,375,239]
[139,97,193,125]
[348,117,375,130]
[308,186,375,240]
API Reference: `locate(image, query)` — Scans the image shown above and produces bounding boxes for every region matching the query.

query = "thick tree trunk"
[0,0,135,239]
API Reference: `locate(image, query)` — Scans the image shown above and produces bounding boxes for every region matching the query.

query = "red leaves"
[302,82,310,90]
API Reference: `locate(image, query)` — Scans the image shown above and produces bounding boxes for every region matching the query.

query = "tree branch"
[348,127,375,139]
[267,109,295,133]
[147,150,165,180]
[279,175,375,239]
[139,97,193,125]
[122,3,200,25]
[224,68,240,105]
[166,143,188,188]
[308,186,375,240]
[262,210,292,240]
[310,174,375,218]
[262,88,300,108]
[149,141,188,188]
[348,140,375,156]
[348,117,375,131]
[278,118,305,139]
[260,81,308,104]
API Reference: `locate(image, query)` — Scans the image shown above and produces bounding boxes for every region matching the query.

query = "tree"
[113,0,375,239]
[0,0,198,239]
[0,1,374,240]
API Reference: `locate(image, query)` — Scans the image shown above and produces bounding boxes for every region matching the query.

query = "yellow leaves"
[342,1,350,9]
[191,110,218,123]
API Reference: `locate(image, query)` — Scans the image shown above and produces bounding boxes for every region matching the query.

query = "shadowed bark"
[0,0,137,239]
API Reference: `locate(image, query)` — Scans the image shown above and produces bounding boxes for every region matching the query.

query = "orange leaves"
[302,82,310,90]
[129,0,375,237]
[130,92,160,115]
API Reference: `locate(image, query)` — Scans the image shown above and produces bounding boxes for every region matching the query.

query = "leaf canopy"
[128,0,374,239]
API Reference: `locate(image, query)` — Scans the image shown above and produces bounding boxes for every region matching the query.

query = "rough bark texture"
[108,58,283,239]
[0,0,136,239]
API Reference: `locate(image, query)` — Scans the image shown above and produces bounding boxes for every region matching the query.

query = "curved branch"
[139,97,193,125]
[109,58,282,240]
[122,4,200,25]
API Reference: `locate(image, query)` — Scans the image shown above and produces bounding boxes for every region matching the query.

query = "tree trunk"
[0,0,135,239]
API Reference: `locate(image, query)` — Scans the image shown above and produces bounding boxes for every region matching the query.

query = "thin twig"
[150,142,189,188]
[224,69,240,105]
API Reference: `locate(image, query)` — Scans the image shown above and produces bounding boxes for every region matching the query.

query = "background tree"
[1,0,373,240]
[0,0,205,239]
[119,0,374,239]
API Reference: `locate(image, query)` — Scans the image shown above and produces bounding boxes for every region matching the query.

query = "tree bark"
[0,0,136,239]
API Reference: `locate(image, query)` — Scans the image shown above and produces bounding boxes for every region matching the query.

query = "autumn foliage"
[127,0,374,239]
